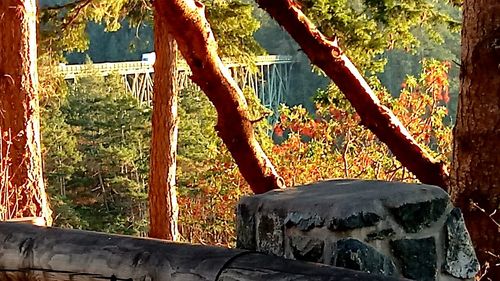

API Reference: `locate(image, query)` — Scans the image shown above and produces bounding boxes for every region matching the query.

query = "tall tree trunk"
[255,0,449,189]
[0,0,51,225]
[451,1,500,279]
[156,0,285,194]
[148,2,179,240]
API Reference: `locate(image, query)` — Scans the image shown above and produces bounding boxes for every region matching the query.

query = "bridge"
[58,55,294,121]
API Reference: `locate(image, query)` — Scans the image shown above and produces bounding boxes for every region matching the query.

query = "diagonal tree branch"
[157,0,284,194]
[255,0,449,189]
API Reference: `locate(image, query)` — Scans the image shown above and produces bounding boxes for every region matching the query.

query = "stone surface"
[388,197,448,233]
[443,208,480,278]
[238,179,448,231]
[366,228,396,242]
[236,203,256,250]
[285,212,324,231]
[289,235,324,263]
[391,237,437,281]
[237,179,478,281]
[257,213,284,256]
[328,211,381,231]
[335,238,397,277]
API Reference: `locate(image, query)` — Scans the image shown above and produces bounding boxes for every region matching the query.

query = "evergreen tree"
[45,69,151,235]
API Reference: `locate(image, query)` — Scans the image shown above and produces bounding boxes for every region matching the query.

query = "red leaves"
[270,59,453,188]
[273,124,284,138]
[424,60,451,104]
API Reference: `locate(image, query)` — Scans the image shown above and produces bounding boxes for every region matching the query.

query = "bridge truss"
[59,56,294,122]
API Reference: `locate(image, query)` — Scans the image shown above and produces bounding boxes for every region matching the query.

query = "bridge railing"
[56,55,295,124]
[58,55,294,79]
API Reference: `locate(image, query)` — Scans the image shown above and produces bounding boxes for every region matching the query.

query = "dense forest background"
[38,0,460,244]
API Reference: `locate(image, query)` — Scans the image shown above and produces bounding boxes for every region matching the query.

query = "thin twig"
[61,0,92,30]
[471,201,500,230]
[342,129,351,178]
[40,0,89,11]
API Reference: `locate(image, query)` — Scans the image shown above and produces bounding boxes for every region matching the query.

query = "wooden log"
[0,223,403,281]
[0,222,246,281]
[4,217,45,226]
[219,253,406,281]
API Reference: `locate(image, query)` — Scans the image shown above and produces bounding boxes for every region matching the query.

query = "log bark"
[0,223,401,281]
[451,0,500,279]
[148,1,179,241]
[156,0,284,194]
[0,222,246,281]
[219,253,402,281]
[0,0,51,224]
[255,0,449,189]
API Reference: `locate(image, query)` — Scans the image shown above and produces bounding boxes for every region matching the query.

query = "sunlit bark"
[451,1,500,279]
[255,0,449,189]
[0,0,51,225]
[148,1,179,240]
[155,0,285,194]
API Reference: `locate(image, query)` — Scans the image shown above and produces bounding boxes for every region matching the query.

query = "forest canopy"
[35,0,461,238]
[2,0,499,279]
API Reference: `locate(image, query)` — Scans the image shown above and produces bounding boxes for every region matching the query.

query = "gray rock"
[289,235,324,263]
[257,213,284,256]
[388,197,448,233]
[443,208,480,279]
[236,203,256,250]
[391,237,437,281]
[335,238,397,277]
[366,229,396,242]
[285,212,324,231]
[238,180,447,234]
[328,212,381,231]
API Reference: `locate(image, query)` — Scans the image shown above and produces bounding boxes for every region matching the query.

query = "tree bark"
[148,2,179,240]
[0,223,400,281]
[219,252,400,281]
[156,0,284,194]
[451,1,500,279]
[255,0,449,189]
[0,0,51,225]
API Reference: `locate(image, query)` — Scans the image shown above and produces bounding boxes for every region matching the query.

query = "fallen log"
[0,223,402,281]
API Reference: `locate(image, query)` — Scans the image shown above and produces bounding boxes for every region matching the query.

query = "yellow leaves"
[85,0,129,31]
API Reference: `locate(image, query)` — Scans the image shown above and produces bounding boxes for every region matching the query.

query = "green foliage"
[176,87,236,244]
[206,0,265,60]
[65,22,153,63]
[378,5,461,117]
[40,0,263,63]
[37,0,459,246]
[254,0,460,114]
[175,85,271,245]
[299,0,460,72]
[39,0,148,56]
[41,65,151,235]
[253,13,329,110]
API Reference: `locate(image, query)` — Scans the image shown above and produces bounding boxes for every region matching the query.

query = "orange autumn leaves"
[271,59,452,186]
[176,60,453,246]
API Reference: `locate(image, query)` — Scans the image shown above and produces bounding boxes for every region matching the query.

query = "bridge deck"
[57,55,295,123]
[58,55,294,79]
